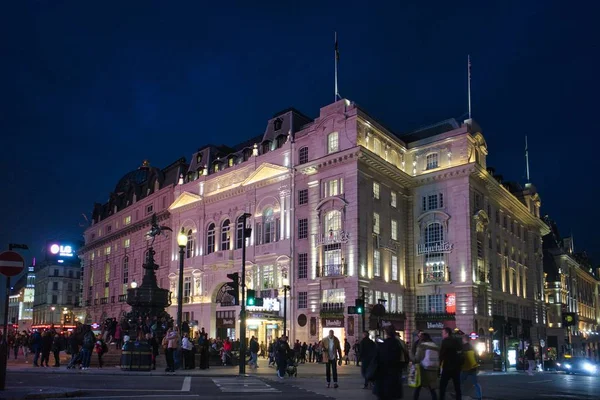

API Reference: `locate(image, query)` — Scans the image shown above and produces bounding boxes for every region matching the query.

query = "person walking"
[275,336,291,379]
[320,330,343,388]
[31,330,42,367]
[439,327,462,400]
[249,336,260,369]
[460,335,482,400]
[51,333,63,367]
[525,345,536,376]
[181,333,194,369]
[372,326,404,400]
[359,331,376,389]
[163,327,178,372]
[343,338,351,365]
[413,333,440,400]
[94,335,108,368]
[147,333,159,370]
[308,343,314,363]
[81,325,95,370]
[41,330,53,367]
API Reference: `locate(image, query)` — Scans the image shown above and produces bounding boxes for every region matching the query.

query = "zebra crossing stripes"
[212,377,280,393]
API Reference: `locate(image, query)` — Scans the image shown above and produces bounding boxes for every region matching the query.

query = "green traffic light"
[357,307,363,314]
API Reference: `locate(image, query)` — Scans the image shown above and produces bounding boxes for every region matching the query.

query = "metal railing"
[316,263,347,277]
[321,302,345,313]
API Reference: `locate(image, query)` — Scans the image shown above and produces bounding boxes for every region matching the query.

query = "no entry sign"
[0,251,25,277]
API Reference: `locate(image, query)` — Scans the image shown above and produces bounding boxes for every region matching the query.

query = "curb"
[1,389,86,400]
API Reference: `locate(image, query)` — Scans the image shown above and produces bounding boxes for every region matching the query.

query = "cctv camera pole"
[239,213,251,375]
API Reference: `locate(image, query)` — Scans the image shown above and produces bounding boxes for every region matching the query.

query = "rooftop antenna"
[467,55,472,120]
[525,136,530,183]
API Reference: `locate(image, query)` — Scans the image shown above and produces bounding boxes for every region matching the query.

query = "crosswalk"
[212,377,280,393]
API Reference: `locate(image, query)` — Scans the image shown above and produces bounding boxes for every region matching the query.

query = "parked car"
[556,357,599,375]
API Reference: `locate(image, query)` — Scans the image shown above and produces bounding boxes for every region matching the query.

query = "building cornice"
[358,147,413,187]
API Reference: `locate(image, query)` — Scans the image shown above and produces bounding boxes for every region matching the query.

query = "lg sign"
[50,244,74,257]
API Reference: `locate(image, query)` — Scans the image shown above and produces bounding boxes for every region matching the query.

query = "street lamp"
[50,306,56,325]
[176,227,188,332]
[130,280,137,289]
[282,277,291,338]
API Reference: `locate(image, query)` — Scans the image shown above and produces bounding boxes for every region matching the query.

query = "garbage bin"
[121,340,152,371]
[492,355,505,372]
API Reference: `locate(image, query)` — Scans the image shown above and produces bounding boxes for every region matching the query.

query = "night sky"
[1,1,599,274]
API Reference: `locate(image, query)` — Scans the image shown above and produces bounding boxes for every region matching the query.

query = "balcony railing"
[100,297,108,305]
[118,294,127,302]
[415,312,456,321]
[418,267,451,284]
[316,263,348,278]
[320,302,345,315]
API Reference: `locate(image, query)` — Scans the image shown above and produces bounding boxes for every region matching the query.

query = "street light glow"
[177,227,188,248]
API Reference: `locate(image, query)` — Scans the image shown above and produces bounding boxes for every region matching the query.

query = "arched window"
[263,208,276,243]
[324,210,342,233]
[261,141,271,154]
[298,147,309,164]
[425,222,444,244]
[186,229,195,258]
[122,257,129,284]
[236,215,245,249]
[206,223,216,254]
[221,219,231,251]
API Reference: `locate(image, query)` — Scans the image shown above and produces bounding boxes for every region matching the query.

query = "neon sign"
[49,244,74,257]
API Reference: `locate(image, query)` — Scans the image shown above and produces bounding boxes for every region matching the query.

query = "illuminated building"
[80,159,187,326]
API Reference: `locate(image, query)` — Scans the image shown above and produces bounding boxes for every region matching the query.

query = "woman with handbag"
[413,333,440,400]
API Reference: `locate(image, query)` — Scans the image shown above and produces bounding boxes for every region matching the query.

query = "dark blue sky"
[1,1,599,269]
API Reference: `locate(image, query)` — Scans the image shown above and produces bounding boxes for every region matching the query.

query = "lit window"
[228,157,234,167]
[373,250,381,277]
[428,294,444,313]
[373,213,380,234]
[391,220,398,241]
[221,220,230,251]
[325,210,342,233]
[122,257,129,284]
[123,238,130,248]
[187,229,196,257]
[373,182,380,199]
[323,178,343,197]
[391,255,398,281]
[327,132,339,154]
[329,180,339,196]
[124,216,131,226]
[391,191,397,208]
[104,246,111,256]
[426,153,439,170]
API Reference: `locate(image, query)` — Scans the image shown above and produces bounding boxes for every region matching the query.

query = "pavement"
[3,358,600,400]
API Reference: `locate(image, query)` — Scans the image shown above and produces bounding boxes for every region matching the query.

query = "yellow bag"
[408,363,421,388]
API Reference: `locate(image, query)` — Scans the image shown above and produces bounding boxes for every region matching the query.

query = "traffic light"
[247,289,256,306]
[226,272,239,305]
[355,298,365,314]
[348,306,357,314]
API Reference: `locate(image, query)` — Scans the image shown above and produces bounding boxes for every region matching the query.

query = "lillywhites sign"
[323,318,344,327]
[426,322,444,329]
[314,230,350,247]
[416,241,453,256]
[247,298,280,312]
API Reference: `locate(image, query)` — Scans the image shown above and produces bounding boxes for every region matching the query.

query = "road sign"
[540,339,546,347]
[0,251,25,277]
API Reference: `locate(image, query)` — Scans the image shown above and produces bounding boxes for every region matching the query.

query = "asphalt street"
[4,368,600,400]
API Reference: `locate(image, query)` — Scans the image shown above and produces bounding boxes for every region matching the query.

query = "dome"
[114,160,159,193]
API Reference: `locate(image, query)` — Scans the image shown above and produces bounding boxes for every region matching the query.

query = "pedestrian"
[114,324,122,350]
[31,330,42,367]
[320,329,342,388]
[147,333,159,370]
[372,326,404,400]
[41,330,53,367]
[353,339,361,366]
[275,336,290,379]
[181,333,194,369]
[359,331,376,389]
[413,333,440,400]
[81,325,95,370]
[163,327,178,372]
[411,330,423,360]
[94,335,108,368]
[301,342,307,364]
[52,333,63,367]
[439,327,462,400]
[249,336,259,369]
[525,344,536,376]
[308,343,314,363]
[344,338,351,365]
[461,335,482,400]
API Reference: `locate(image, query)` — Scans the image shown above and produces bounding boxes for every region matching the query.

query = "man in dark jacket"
[439,327,462,400]
[373,326,403,400]
[275,336,290,379]
[249,336,259,369]
[359,331,376,389]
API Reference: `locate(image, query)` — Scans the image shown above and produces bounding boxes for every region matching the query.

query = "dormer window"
[274,118,283,131]
[262,141,271,154]
[426,153,439,170]
[196,153,203,163]
[276,134,287,148]
[213,162,220,173]
[228,157,234,167]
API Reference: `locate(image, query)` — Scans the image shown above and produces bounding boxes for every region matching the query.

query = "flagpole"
[525,136,530,182]
[467,54,472,119]
[334,31,339,102]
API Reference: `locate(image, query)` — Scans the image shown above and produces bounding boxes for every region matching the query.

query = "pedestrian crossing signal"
[247,289,256,306]
[355,298,365,314]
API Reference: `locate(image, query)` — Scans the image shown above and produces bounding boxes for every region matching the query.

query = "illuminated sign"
[247,298,280,312]
[416,241,453,256]
[314,230,350,247]
[49,244,74,257]
[426,322,444,329]
[445,293,456,314]
[469,332,479,340]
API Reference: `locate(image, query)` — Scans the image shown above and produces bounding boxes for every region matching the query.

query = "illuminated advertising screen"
[46,241,80,265]
[445,293,456,314]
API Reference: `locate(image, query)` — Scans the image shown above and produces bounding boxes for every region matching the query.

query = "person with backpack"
[461,335,482,400]
[81,325,95,370]
[413,333,440,400]
[439,327,463,400]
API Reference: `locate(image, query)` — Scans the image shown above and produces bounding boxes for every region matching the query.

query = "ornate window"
[183,277,192,303]
[262,265,274,289]
[423,222,446,283]
[327,132,339,154]
[221,219,230,251]
[299,147,309,165]
[324,210,342,233]
[263,208,277,243]
[426,153,439,170]
[186,229,195,258]
[236,216,245,249]
[206,223,216,254]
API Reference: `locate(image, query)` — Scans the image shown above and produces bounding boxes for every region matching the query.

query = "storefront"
[415,319,457,345]
[246,311,283,345]
[322,317,345,342]
[216,311,236,340]
[369,314,406,340]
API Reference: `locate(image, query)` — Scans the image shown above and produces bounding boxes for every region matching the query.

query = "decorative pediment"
[242,163,289,186]
[169,191,202,211]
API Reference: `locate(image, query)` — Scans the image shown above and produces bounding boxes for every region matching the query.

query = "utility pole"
[239,213,251,375]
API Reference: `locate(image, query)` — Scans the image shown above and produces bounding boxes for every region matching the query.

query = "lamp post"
[282,277,291,338]
[50,306,56,326]
[239,212,252,375]
[176,228,188,332]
